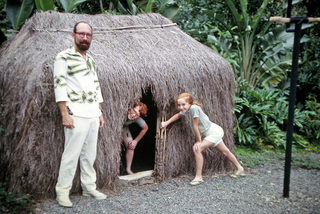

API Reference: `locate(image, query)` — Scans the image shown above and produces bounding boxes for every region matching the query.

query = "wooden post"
[154,112,166,181]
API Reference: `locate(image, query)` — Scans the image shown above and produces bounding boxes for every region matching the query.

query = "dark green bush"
[0,182,35,214]
[233,79,315,150]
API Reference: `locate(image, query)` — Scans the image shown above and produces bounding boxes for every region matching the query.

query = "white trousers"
[56,116,99,196]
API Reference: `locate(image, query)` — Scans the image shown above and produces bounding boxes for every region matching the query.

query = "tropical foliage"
[177,0,319,150]
[234,78,315,150]
[5,0,34,31]
[3,0,180,35]
[178,0,312,89]
[35,0,54,11]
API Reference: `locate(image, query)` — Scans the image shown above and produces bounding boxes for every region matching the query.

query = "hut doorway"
[120,88,157,175]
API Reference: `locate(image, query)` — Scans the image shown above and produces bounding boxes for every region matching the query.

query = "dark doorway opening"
[120,88,157,175]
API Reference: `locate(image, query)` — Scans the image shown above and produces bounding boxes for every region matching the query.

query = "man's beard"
[76,41,90,51]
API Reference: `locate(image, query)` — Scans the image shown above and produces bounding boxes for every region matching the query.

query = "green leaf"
[6,0,34,30]
[145,0,154,13]
[126,0,138,15]
[225,0,246,31]
[160,5,180,21]
[158,0,176,11]
[239,0,249,27]
[251,0,269,31]
[110,0,129,14]
[35,0,54,11]
[293,133,309,148]
[284,0,303,8]
[59,0,87,12]
[202,9,215,17]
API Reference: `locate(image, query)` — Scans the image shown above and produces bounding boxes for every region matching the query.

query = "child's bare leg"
[125,149,134,174]
[193,149,204,180]
[123,137,134,175]
[193,140,214,180]
[215,141,244,174]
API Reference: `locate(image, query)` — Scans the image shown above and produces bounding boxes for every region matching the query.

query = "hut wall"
[0,11,235,198]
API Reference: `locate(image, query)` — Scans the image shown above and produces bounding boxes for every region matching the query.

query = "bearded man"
[53,21,106,207]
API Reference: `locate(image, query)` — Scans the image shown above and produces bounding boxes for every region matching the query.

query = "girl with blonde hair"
[160,93,244,185]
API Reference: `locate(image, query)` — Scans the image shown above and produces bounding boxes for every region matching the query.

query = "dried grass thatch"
[0,11,235,198]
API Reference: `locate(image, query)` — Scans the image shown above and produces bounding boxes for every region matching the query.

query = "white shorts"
[203,123,224,147]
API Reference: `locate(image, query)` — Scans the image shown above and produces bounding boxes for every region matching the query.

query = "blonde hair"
[176,93,202,108]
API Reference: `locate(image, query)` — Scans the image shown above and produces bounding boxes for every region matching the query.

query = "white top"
[180,105,212,134]
[54,46,103,118]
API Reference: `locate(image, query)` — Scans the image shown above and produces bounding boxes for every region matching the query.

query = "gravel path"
[35,161,320,214]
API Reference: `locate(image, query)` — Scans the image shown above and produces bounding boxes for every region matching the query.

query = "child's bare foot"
[230,167,245,178]
[193,176,203,181]
[235,166,244,175]
[126,170,134,175]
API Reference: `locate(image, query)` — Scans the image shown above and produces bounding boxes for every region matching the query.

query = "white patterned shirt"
[54,46,103,118]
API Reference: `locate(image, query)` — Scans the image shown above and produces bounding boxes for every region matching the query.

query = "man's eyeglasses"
[75,32,93,39]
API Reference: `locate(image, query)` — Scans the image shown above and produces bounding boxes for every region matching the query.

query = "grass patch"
[292,154,320,170]
[234,146,284,168]
[235,146,320,170]
[296,145,320,154]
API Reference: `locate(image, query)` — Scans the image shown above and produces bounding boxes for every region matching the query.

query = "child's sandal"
[189,179,204,186]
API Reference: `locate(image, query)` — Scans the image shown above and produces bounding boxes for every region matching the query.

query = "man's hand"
[62,114,75,129]
[58,102,74,129]
[99,114,105,128]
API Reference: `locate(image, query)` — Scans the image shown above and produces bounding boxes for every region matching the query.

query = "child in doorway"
[123,102,148,175]
[160,93,244,185]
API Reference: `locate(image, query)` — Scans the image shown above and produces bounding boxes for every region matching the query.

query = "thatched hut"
[0,11,235,198]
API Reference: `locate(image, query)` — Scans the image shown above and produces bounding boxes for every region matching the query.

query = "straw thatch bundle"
[0,11,235,198]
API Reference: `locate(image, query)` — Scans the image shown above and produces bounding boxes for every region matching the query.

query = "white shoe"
[56,195,73,207]
[83,190,107,200]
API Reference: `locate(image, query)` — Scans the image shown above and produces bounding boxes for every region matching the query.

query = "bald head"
[73,21,93,34]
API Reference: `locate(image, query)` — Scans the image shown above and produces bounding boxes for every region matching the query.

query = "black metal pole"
[283,21,302,198]
[286,0,292,18]
[286,0,293,31]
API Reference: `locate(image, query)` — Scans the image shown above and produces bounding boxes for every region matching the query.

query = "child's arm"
[128,124,148,149]
[192,117,202,152]
[192,117,201,143]
[160,113,181,129]
[134,124,148,143]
